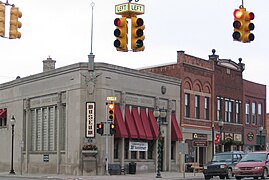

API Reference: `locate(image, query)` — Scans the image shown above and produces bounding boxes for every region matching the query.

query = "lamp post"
[218,120,224,152]
[153,108,167,178]
[259,126,263,150]
[9,115,16,175]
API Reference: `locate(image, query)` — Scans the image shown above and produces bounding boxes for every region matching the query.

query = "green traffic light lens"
[136,40,143,48]
[114,39,120,48]
[249,33,255,41]
[232,32,241,40]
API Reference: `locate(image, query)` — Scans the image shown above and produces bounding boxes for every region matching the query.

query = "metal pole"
[260,131,262,150]
[212,127,214,158]
[219,127,223,153]
[90,2,95,55]
[9,124,15,174]
[105,103,109,175]
[156,116,162,178]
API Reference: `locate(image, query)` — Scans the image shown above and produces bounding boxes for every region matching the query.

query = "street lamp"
[218,120,224,152]
[259,126,263,150]
[9,115,16,175]
[153,108,167,178]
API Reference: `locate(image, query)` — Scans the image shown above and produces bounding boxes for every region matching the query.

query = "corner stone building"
[0,57,183,175]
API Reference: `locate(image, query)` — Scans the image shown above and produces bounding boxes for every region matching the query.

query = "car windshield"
[240,153,266,162]
[212,154,232,162]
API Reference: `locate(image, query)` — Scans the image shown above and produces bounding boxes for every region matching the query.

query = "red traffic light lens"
[114,18,121,26]
[97,123,103,128]
[108,104,114,110]
[234,9,243,19]
[248,12,255,20]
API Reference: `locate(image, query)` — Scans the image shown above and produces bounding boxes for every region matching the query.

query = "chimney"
[43,56,56,72]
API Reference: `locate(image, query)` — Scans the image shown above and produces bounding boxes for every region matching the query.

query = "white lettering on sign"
[130,4,144,13]
[115,3,129,14]
[129,141,148,151]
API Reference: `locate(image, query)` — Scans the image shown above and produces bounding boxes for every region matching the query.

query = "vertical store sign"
[86,102,95,138]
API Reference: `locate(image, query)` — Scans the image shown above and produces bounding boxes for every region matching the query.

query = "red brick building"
[141,50,267,165]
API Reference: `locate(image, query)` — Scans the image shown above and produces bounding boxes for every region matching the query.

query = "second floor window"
[217,98,222,121]
[195,95,200,119]
[235,102,241,124]
[184,93,190,117]
[258,103,262,126]
[204,97,209,120]
[245,103,250,124]
[252,102,256,125]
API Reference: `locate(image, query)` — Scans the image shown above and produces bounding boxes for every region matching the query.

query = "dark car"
[234,151,269,180]
[203,151,245,180]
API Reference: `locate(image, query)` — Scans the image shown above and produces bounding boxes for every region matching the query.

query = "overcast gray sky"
[0,0,268,111]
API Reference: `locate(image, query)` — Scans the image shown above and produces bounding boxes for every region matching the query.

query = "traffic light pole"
[105,106,110,175]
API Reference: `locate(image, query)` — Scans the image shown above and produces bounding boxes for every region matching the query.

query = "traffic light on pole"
[107,103,115,121]
[0,4,5,37]
[242,10,255,43]
[9,7,22,39]
[131,15,145,52]
[97,123,104,135]
[110,123,116,135]
[114,16,128,52]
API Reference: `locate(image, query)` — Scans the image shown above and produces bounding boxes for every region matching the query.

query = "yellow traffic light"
[114,17,128,52]
[110,123,116,135]
[131,15,145,52]
[107,103,115,121]
[233,7,255,43]
[0,4,5,37]
[9,7,22,39]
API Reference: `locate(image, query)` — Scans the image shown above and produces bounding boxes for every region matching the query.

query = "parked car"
[203,151,245,180]
[234,151,269,180]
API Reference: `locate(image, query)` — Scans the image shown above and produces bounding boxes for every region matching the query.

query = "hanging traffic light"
[107,103,115,121]
[0,4,5,37]
[110,123,116,135]
[96,123,104,135]
[233,7,255,43]
[114,17,128,52]
[9,7,22,39]
[242,10,255,43]
[131,15,145,52]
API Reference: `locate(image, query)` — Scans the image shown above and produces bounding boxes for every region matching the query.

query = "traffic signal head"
[9,7,22,39]
[232,8,255,43]
[107,103,115,121]
[0,4,5,37]
[114,17,128,52]
[110,123,116,135]
[131,16,145,52]
[97,123,104,135]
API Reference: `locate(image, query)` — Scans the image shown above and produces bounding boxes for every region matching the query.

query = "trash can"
[129,162,136,174]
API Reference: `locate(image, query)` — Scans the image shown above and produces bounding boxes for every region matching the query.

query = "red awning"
[132,107,146,139]
[0,109,7,118]
[171,113,183,141]
[148,110,158,140]
[114,105,128,138]
[140,108,154,140]
[125,106,138,139]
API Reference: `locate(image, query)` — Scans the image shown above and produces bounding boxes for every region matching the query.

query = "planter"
[82,150,98,156]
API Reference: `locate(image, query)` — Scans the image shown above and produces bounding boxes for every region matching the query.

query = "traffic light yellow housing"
[9,7,22,39]
[0,4,5,37]
[114,17,128,52]
[233,7,255,43]
[131,15,145,52]
[107,103,115,121]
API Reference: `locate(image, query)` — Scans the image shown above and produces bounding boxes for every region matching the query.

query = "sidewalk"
[0,171,204,180]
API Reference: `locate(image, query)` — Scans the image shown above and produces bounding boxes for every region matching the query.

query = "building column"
[57,92,63,174]
[24,99,30,173]
[166,100,172,171]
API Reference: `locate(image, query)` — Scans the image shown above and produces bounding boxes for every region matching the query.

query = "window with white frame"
[204,97,209,120]
[217,98,222,121]
[195,95,200,119]
[252,102,256,125]
[245,103,250,124]
[235,102,240,124]
[184,93,190,118]
[258,103,262,126]
[225,100,229,122]
[228,101,233,123]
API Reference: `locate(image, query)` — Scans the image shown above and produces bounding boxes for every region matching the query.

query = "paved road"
[0,172,206,180]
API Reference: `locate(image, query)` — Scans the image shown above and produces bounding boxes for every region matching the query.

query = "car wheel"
[204,175,211,180]
[235,176,241,180]
[219,175,225,179]
[261,168,268,179]
[226,168,233,179]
